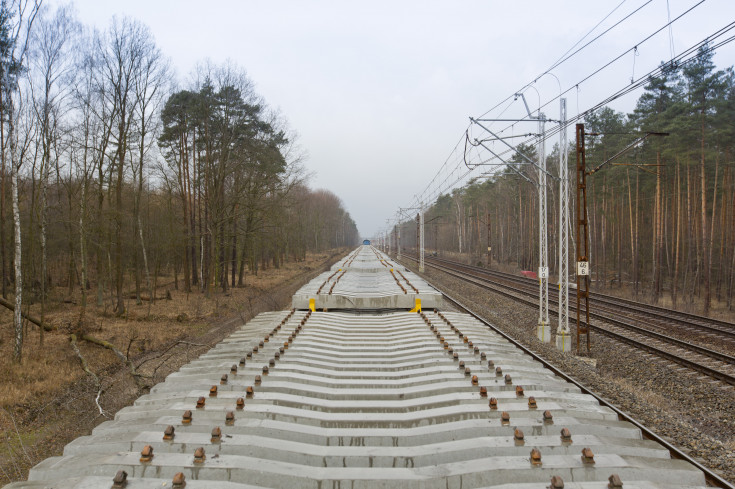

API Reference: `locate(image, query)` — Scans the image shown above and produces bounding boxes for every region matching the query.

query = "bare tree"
[28,2,79,344]
[95,17,155,315]
[2,0,41,363]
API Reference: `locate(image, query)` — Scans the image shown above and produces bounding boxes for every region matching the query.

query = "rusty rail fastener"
[608,474,623,489]
[505,374,512,385]
[464,367,471,376]
[239,357,247,366]
[112,469,128,488]
[581,447,595,464]
[549,475,564,489]
[468,341,474,348]
[528,396,537,409]
[479,386,487,397]
[269,359,276,367]
[163,425,175,441]
[501,411,510,424]
[182,410,192,424]
[516,386,524,397]
[226,411,235,425]
[474,346,480,354]
[458,361,465,369]
[480,352,486,359]
[196,397,206,409]
[262,366,269,375]
[193,447,206,464]
[560,427,572,443]
[255,375,262,385]
[246,386,254,397]
[487,359,494,368]
[489,397,498,410]
[543,410,553,423]
[530,448,542,465]
[211,426,222,442]
[471,375,479,385]
[220,374,228,385]
[236,397,245,409]
[514,428,525,442]
[140,445,153,463]
[209,385,218,397]
[495,366,502,376]
[172,472,186,488]
[231,364,238,374]
[275,352,281,359]
[453,352,459,361]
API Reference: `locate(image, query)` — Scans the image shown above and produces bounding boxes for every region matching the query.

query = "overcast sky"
[49,0,735,237]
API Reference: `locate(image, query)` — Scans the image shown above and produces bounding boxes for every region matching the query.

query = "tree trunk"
[114,120,126,316]
[700,110,710,315]
[707,157,718,308]
[672,160,681,308]
[10,109,23,362]
[633,171,639,300]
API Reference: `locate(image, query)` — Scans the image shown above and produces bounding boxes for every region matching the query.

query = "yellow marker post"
[309,298,315,312]
[409,298,422,313]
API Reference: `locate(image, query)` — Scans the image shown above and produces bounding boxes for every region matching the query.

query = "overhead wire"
[403,2,651,212]
[397,0,716,217]
[466,0,718,170]
[475,0,655,120]
[474,21,735,166]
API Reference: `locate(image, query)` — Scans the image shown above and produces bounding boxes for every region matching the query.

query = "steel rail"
[426,254,735,336]
[434,260,735,366]
[402,255,735,386]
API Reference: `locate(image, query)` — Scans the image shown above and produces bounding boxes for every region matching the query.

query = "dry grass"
[0,249,343,484]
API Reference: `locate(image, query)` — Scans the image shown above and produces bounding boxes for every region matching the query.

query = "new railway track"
[8,246,732,489]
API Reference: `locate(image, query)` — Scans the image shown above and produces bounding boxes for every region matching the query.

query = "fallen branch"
[134,340,208,370]
[128,294,163,302]
[0,296,55,331]
[69,334,107,417]
[80,333,149,390]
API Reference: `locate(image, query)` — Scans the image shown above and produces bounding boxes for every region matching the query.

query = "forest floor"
[0,248,346,485]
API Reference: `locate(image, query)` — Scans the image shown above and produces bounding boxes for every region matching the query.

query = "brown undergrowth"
[0,249,345,484]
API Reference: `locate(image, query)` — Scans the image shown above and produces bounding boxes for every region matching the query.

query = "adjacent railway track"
[401,253,735,388]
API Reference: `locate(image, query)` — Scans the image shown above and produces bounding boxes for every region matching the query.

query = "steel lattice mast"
[537,114,550,342]
[419,202,425,273]
[556,98,571,351]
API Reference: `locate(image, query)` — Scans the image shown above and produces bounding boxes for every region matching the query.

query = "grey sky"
[50,0,735,237]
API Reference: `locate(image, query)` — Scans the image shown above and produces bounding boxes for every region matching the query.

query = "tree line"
[2,2,359,362]
[398,44,734,315]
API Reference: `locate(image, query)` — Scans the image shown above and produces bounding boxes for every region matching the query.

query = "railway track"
[9,246,729,489]
[401,253,735,388]
[426,255,735,344]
